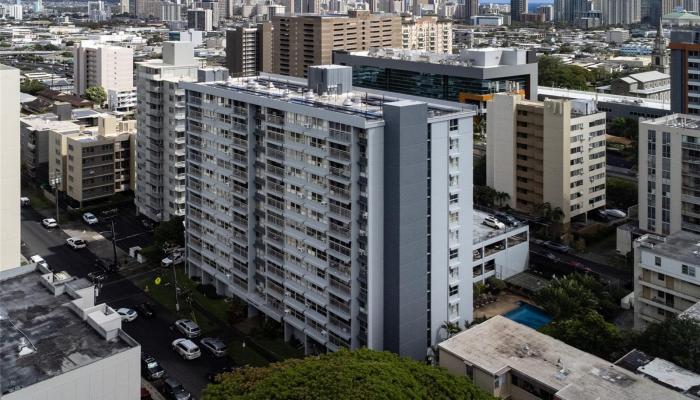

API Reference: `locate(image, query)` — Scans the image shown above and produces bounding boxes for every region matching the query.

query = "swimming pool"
[504,302,552,330]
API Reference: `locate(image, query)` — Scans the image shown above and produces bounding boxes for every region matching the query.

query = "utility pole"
[50,175,61,224]
[164,244,181,312]
[101,208,119,270]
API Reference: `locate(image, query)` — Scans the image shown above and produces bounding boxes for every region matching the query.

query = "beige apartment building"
[401,16,452,54]
[633,232,700,330]
[49,115,135,207]
[486,93,607,224]
[271,11,401,77]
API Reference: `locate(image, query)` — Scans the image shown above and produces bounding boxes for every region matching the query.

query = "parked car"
[162,378,192,400]
[542,241,571,254]
[117,307,138,322]
[82,212,98,225]
[95,258,117,273]
[141,353,166,380]
[175,319,201,338]
[207,365,236,383]
[135,303,155,318]
[591,209,610,222]
[605,209,627,218]
[41,218,58,229]
[66,237,88,250]
[87,271,106,283]
[483,215,506,230]
[141,388,153,400]
[543,251,558,261]
[200,337,227,357]
[172,338,201,360]
[29,255,48,270]
[161,253,183,268]
[495,212,519,227]
[20,197,30,207]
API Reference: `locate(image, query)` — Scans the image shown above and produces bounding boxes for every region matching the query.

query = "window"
[682,265,696,277]
[657,272,665,281]
[655,256,661,266]
[448,285,459,296]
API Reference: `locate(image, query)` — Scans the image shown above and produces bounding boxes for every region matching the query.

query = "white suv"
[175,319,201,338]
[483,215,506,230]
[172,338,201,360]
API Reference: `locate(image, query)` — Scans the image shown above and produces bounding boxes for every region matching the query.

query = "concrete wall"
[486,94,517,208]
[382,100,429,360]
[0,65,20,271]
[4,345,140,400]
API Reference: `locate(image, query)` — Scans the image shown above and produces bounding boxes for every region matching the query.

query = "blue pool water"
[504,302,552,330]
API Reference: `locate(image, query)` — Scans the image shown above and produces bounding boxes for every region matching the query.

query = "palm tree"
[535,202,552,220]
[495,192,511,208]
[440,321,462,338]
[550,207,565,223]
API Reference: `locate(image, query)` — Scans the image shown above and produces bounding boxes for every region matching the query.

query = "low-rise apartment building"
[472,210,529,283]
[439,315,687,400]
[48,115,135,207]
[182,65,475,360]
[633,232,700,330]
[608,71,671,101]
[20,113,81,183]
[486,93,607,225]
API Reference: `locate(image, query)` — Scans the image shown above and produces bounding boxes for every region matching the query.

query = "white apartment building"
[21,113,81,183]
[472,211,529,284]
[639,114,700,236]
[182,66,474,360]
[401,16,452,54]
[633,232,700,330]
[73,41,134,96]
[134,42,227,222]
[487,93,607,224]
[0,65,20,272]
[107,88,137,115]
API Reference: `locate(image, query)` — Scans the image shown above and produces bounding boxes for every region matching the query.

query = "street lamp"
[49,174,61,224]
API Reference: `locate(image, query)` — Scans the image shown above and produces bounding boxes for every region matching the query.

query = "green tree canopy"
[635,318,700,374]
[203,349,496,400]
[20,79,45,95]
[540,310,626,360]
[84,86,106,105]
[538,55,594,90]
[609,117,639,140]
[606,177,637,210]
[535,273,619,320]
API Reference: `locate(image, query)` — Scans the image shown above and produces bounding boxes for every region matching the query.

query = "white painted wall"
[0,65,20,271]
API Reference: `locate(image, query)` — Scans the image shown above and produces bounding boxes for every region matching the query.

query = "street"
[20,206,231,397]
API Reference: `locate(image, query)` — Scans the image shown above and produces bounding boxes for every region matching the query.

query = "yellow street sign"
[155,277,162,285]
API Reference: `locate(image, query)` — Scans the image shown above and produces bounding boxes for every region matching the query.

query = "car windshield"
[147,361,159,369]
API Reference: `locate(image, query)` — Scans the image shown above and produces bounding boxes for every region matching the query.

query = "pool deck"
[474,292,532,319]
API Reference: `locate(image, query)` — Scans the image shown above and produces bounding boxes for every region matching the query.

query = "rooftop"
[626,70,670,83]
[20,113,80,133]
[438,315,687,400]
[345,47,532,68]
[0,266,137,395]
[539,86,671,110]
[641,114,700,130]
[473,209,527,244]
[616,349,700,397]
[679,300,700,322]
[636,231,700,267]
[201,71,469,121]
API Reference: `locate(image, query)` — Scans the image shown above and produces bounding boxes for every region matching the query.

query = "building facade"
[609,71,671,101]
[601,0,641,26]
[20,113,80,183]
[639,114,700,235]
[73,41,134,96]
[511,0,528,22]
[48,115,135,208]
[135,42,199,222]
[187,9,213,32]
[400,16,452,54]
[0,65,20,272]
[271,11,401,78]
[182,66,474,360]
[633,232,700,330]
[334,47,538,113]
[135,42,227,222]
[670,27,700,115]
[225,23,272,78]
[486,94,607,224]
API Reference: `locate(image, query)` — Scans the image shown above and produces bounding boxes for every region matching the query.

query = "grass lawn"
[21,183,53,210]
[227,338,269,367]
